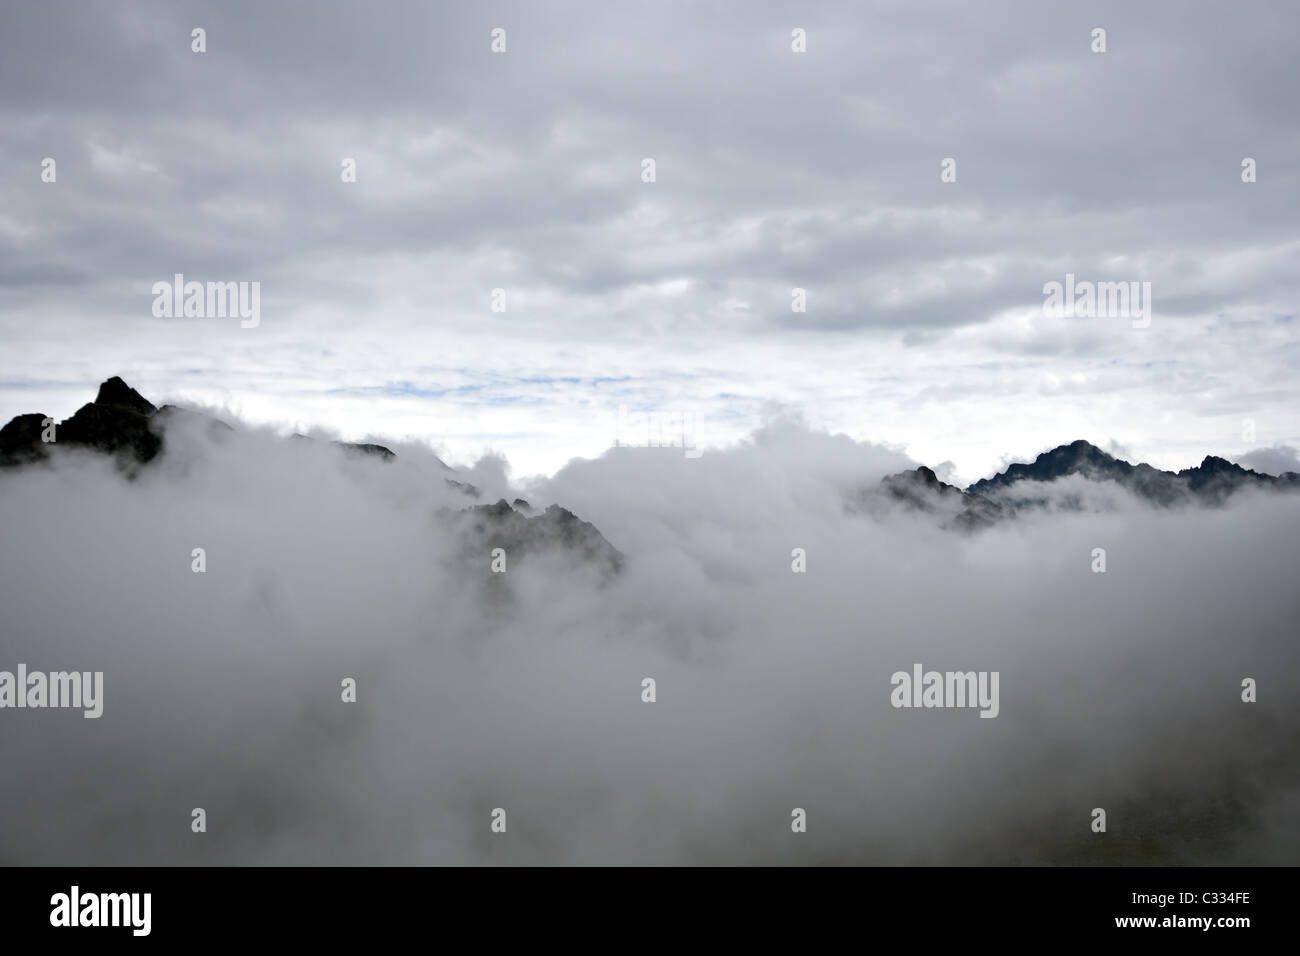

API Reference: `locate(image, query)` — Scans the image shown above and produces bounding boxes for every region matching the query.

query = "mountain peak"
[94,376,157,416]
[1044,439,1111,463]
[967,440,1299,509]
[913,464,939,484]
[967,440,1123,498]
[1198,455,1237,471]
[868,465,1005,531]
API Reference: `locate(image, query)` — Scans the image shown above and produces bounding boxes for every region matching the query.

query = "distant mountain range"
[966,438,1299,506]
[865,465,1007,531]
[0,376,623,575]
[869,438,1299,530]
[4,378,1296,546]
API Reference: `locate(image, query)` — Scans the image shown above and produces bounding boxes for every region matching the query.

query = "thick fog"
[1,411,1297,865]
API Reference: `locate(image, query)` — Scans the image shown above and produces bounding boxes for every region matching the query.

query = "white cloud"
[1,414,1296,863]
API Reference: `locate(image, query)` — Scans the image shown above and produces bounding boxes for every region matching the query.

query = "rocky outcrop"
[1,376,624,575]
[0,413,52,466]
[883,465,1005,530]
[335,441,395,461]
[967,440,1299,508]
[442,498,624,579]
[1,375,160,465]
[857,465,1005,531]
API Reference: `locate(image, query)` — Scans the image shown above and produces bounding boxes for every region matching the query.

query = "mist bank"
[1,405,1297,864]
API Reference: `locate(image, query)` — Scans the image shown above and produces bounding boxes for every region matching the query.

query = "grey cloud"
[1236,443,1300,476]
[3,0,1297,339]
[1,413,1297,863]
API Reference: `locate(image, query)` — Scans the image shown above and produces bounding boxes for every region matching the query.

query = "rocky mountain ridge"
[0,376,623,574]
[866,439,1299,530]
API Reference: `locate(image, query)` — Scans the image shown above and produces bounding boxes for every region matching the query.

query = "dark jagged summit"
[442,497,624,578]
[970,440,1129,491]
[94,376,157,416]
[0,413,51,465]
[0,377,240,467]
[1,376,626,575]
[967,440,1298,508]
[58,400,161,463]
[967,440,1187,507]
[0,377,401,470]
[1,376,161,465]
[853,438,1300,530]
[1175,455,1286,505]
[869,465,1005,531]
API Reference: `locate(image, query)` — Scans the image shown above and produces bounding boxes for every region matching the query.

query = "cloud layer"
[1,414,1296,864]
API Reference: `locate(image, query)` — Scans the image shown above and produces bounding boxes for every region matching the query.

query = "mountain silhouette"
[442,497,625,580]
[0,376,623,573]
[5,381,1297,545]
[872,465,1006,531]
[965,439,1298,508]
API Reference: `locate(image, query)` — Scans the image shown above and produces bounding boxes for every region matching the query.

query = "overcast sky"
[2,0,1297,483]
